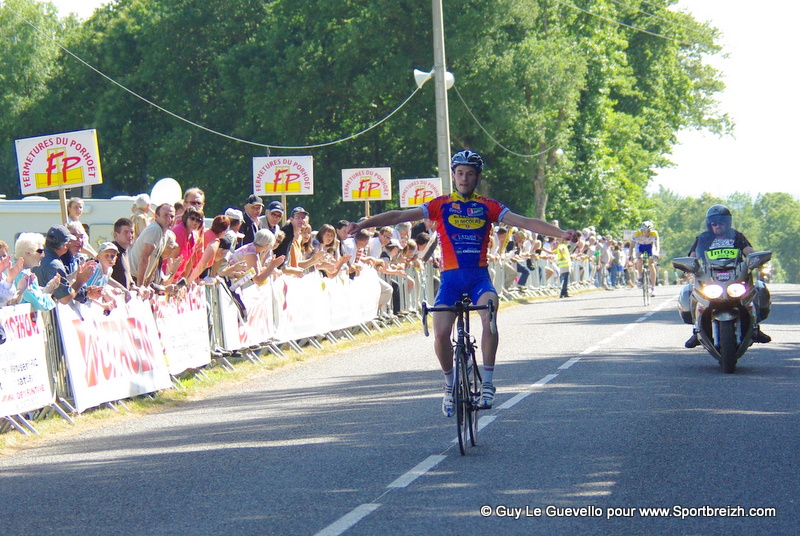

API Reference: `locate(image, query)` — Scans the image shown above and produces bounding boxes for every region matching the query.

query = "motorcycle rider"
[684,204,771,348]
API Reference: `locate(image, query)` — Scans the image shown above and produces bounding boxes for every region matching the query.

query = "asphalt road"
[1,284,798,536]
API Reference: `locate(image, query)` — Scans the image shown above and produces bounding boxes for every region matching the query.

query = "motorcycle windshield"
[704,250,739,269]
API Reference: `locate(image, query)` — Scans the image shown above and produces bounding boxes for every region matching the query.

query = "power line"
[453,85,553,159]
[608,0,703,41]
[553,0,691,46]
[7,4,423,151]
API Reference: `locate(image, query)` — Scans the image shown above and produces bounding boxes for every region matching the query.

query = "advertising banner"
[57,298,171,413]
[341,168,392,201]
[399,178,442,207]
[0,305,54,418]
[253,156,314,196]
[217,281,277,349]
[152,286,211,376]
[15,129,103,195]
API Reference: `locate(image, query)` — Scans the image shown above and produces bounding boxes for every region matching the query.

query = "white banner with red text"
[56,298,172,413]
[152,286,212,375]
[0,305,54,418]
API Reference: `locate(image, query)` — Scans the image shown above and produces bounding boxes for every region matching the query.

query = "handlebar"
[421,299,497,337]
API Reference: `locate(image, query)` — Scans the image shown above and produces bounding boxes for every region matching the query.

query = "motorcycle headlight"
[701,284,724,299]
[727,283,747,298]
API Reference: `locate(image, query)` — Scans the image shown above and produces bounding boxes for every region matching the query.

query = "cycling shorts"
[636,244,655,258]
[435,267,497,307]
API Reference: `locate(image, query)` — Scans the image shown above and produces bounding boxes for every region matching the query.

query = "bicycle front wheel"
[454,346,471,456]
[468,350,480,447]
[642,265,651,306]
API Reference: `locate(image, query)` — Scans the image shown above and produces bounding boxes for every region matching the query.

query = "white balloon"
[150,178,183,207]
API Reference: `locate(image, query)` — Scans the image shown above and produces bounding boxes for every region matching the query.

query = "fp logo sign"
[341,168,392,202]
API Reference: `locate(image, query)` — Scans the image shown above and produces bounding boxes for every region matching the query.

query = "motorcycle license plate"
[715,271,732,282]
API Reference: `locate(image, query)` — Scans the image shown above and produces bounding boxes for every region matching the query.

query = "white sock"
[443,368,454,389]
[483,366,494,385]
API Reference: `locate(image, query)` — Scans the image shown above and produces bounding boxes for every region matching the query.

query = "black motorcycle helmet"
[705,204,732,232]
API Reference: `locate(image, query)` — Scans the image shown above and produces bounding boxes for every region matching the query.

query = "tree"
[0,0,79,195]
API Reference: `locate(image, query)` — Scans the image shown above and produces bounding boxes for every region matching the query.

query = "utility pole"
[431,0,452,194]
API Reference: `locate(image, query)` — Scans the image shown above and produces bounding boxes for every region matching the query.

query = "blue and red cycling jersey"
[421,192,509,272]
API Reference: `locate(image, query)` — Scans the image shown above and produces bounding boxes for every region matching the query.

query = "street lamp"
[413,67,455,194]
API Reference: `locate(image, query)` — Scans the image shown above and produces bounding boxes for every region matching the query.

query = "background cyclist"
[632,221,660,296]
[346,150,575,417]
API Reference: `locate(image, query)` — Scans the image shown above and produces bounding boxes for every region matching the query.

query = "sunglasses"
[190,216,204,223]
[709,221,727,227]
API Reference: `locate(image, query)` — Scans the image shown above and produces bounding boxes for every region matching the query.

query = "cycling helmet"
[705,204,732,232]
[641,221,654,231]
[450,149,484,172]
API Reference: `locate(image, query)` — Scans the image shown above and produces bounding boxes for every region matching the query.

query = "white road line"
[534,374,559,387]
[581,346,598,355]
[478,414,497,431]
[496,391,531,410]
[559,357,581,370]
[387,455,447,489]
[314,503,381,536]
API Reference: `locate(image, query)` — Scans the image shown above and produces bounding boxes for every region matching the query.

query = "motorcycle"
[672,250,772,373]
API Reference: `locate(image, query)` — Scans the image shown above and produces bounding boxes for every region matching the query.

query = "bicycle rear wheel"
[454,346,471,456]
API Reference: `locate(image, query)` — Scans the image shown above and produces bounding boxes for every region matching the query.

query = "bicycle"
[641,251,653,306]
[422,294,496,455]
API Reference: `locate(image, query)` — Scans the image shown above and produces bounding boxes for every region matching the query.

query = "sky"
[47,0,800,200]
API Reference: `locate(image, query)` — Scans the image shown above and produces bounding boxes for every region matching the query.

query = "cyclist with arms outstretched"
[346,150,576,416]
[632,221,660,297]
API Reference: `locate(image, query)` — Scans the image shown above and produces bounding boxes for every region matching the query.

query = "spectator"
[110,218,134,290]
[171,205,205,281]
[279,207,323,276]
[129,203,175,286]
[224,208,245,248]
[380,238,409,314]
[315,223,349,277]
[511,229,532,288]
[187,215,230,284]
[59,221,89,276]
[368,226,393,258]
[555,237,572,298]
[183,187,205,212]
[241,194,264,245]
[392,221,412,247]
[155,230,183,287]
[492,226,517,289]
[130,193,153,239]
[230,229,284,285]
[12,233,57,311]
[273,205,303,260]
[174,200,185,221]
[285,220,324,277]
[334,220,350,257]
[66,196,98,257]
[411,218,437,241]
[608,243,621,289]
[85,242,124,311]
[32,225,99,305]
[0,241,24,307]
[260,200,284,235]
